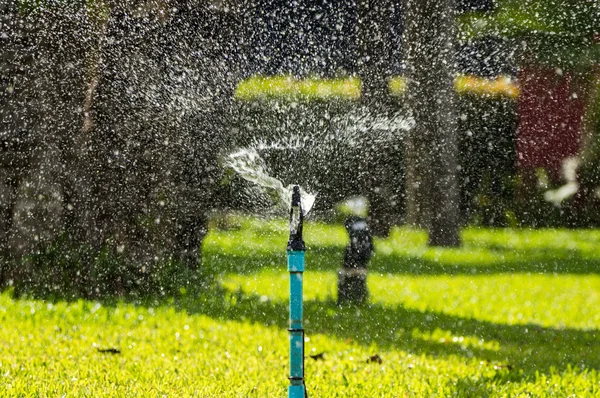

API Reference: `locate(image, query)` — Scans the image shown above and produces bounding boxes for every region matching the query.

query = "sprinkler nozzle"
[287,186,305,252]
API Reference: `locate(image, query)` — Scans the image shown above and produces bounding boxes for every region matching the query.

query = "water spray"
[287,186,308,398]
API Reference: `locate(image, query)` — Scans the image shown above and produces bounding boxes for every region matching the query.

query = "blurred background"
[1,0,599,297]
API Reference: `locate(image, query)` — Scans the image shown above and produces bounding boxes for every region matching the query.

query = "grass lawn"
[1,218,600,396]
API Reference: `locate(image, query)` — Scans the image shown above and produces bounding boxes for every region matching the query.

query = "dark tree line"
[0,1,242,296]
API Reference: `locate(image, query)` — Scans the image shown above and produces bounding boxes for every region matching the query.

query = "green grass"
[235,75,519,100]
[234,76,361,100]
[2,218,600,396]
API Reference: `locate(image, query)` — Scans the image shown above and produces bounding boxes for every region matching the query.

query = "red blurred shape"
[517,65,589,180]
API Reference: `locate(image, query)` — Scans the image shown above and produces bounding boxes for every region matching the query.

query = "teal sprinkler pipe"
[287,186,308,398]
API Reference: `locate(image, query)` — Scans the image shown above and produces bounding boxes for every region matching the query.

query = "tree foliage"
[461,0,600,67]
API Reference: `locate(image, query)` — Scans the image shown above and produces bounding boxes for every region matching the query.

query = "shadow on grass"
[177,285,600,379]
[369,250,600,275]
[204,244,600,276]
[4,266,597,390]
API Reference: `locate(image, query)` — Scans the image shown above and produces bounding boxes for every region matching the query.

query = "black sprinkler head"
[287,186,306,252]
[291,185,301,208]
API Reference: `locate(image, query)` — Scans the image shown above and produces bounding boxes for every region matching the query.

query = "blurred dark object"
[96,348,121,354]
[366,354,383,364]
[338,216,373,305]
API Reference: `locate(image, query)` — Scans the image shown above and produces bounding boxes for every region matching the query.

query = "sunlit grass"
[235,75,520,100]
[234,75,361,100]
[454,75,520,98]
[389,75,519,98]
[1,218,600,396]
[223,270,600,330]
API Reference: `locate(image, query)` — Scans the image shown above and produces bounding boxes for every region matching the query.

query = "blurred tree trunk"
[0,2,18,286]
[3,8,86,256]
[0,4,94,292]
[356,0,396,236]
[63,1,110,251]
[94,1,240,274]
[402,0,461,246]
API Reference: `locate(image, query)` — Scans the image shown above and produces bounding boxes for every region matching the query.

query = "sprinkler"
[287,186,307,398]
[338,216,373,304]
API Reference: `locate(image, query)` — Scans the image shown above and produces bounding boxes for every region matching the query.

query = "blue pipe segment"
[288,250,305,398]
[287,186,307,397]
[289,253,304,326]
